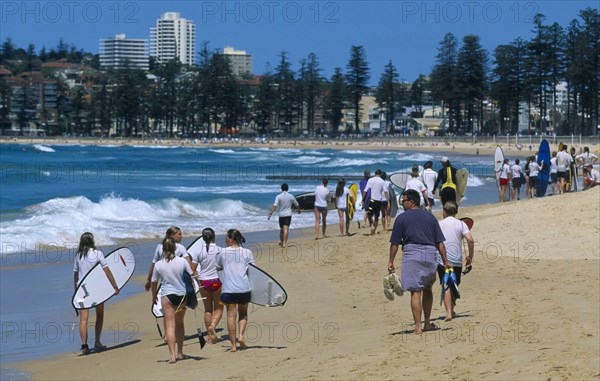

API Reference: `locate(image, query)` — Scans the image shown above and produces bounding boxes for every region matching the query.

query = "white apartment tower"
[150,12,196,65]
[99,34,149,70]
[221,46,253,77]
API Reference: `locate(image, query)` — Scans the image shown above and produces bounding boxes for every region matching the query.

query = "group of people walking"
[497,145,599,202]
[74,226,255,363]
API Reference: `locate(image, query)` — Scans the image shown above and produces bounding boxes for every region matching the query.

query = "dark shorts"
[367,200,382,219]
[166,294,186,306]
[201,278,222,292]
[437,265,462,286]
[315,206,327,212]
[557,171,566,179]
[512,178,521,189]
[440,187,457,206]
[220,291,251,305]
[279,216,292,228]
[529,176,538,187]
[550,173,557,183]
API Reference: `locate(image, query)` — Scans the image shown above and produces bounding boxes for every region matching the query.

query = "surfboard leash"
[193,308,206,349]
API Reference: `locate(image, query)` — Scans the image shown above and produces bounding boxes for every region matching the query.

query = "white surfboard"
[389,172,411,190]
[248,263,287,307]
[494,146,510,201]
[72,247,135,310]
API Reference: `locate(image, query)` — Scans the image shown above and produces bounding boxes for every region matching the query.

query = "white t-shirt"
[420,168,438,199]
[217,247,255,294]
[511,164,522,178]
[273,191,299,217]
[556,151,572,172]
[335,187,350,209]
[152,242,189,263]
[577,152,598,165]
[436,217,470,267]
[529,162,541,177]
[550,158,557,174]
[152,256,193,297]
[73,248,107,283]
[364,176,387,202]
[500,163,510,179]
[405,177,427,206]
[314,185,330,208]
[189,242,222,280]
[590,169,600,181]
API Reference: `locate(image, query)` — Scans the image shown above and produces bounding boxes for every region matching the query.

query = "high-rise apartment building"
[221,46,253,77]
[99,34,149,70]
[150,12,196,66]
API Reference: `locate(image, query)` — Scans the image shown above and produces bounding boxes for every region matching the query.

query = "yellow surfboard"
[347,184,359,220]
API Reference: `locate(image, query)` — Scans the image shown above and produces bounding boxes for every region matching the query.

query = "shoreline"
[3,135,599,158]
[6,188,600,380]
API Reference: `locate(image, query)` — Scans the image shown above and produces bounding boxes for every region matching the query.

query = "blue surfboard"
[537,139,551,197]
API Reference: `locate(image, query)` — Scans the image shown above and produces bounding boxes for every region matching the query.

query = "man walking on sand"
[436,201,474,322]
[268,183,300,248]
[388,189,451,334]
[363,169,388,235]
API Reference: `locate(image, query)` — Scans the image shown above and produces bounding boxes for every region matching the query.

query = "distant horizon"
[1,1,597,83]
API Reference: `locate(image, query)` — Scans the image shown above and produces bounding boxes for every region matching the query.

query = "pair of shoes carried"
[388,272,404,296]
[80,344,90,355]
[383,275,394,301]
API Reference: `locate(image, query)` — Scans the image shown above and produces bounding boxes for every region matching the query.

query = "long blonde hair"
[162,237,176,262]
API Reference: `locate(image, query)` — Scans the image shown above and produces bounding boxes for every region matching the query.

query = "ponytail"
[162,237,176,262]
[202,227,216,253]
[226,229,246,246]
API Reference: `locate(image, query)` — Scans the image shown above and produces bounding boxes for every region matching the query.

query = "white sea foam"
[0,194,330,254]
[397,152,435,162]
[288,155,330,165]
[208,149,238,154]
[329,158,388,167]
[467,175,486,187]
[33,144,55,153]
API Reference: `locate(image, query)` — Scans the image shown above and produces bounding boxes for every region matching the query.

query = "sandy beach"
[10,182,599,380]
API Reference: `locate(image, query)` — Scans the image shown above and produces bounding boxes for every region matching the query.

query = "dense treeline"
[0,7,598,137]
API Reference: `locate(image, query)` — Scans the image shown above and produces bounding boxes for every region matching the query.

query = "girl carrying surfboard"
[73,232,119,355]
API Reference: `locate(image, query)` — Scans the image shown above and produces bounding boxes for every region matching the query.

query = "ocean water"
[0,143,499,255]
[0,142,503,368]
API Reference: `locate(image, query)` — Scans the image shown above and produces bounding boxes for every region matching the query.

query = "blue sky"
[1,1,597,83]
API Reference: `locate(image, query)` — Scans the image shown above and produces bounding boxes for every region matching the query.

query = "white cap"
[441,156,449,163]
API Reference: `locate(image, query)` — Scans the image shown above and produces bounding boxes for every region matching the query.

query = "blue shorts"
[315,206,327,212]
[550,173,557,183]
[220,292,251,305]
